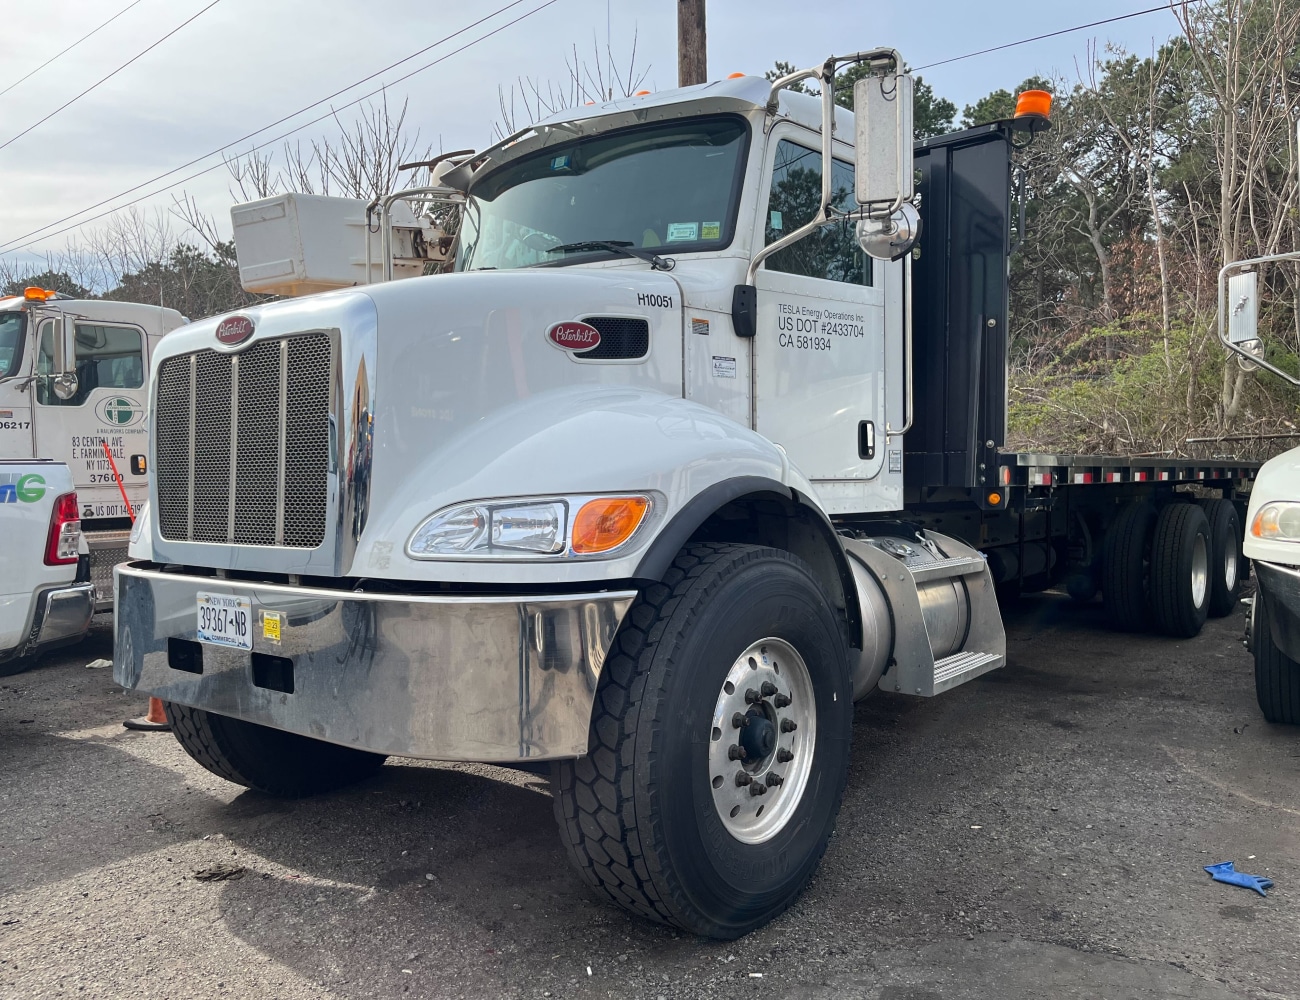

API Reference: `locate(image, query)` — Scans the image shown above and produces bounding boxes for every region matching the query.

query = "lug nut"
[749,782,767,796]
[735,771,752,786]
[777,748,794,763]
[728,744,748,761]
[781,718,798,733]
[766,772,783,787]
[760,681,778,697]
[744,688,762,704]
[773,693,792,708]
[731,712,749,729]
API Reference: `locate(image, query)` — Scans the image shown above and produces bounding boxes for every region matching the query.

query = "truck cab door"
[752,135,887,488]
[32,317,148,518]
[0,310,35,458]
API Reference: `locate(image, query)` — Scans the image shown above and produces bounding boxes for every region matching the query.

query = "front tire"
[1253,592,1300,725]
[552,543,852,939]
[166,704,387,797]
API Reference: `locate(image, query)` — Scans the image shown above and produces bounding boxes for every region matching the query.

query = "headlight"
[407,495,653,559]
[1251,501,1300,541]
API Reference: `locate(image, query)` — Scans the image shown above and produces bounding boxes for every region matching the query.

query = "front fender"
[352,385,824,585]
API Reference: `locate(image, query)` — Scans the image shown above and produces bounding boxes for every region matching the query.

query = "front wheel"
[1253,591,1300,725]
[552,543,852,939]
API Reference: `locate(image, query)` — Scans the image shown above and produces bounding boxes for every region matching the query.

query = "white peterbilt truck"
[115,52,1255,938]
[0,290,186,608]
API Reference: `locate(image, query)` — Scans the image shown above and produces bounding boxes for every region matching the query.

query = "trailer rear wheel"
[1197,498,1244,618]
[552,543,852,939]
[166,703,387,797]
[1149,503,1211,638]
[1102,501,1156,631]
[1253,593,1300,724]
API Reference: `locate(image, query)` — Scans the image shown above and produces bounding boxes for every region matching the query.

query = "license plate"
[196,592,253,650]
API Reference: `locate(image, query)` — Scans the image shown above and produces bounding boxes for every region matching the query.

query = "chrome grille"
[155,332,333,548]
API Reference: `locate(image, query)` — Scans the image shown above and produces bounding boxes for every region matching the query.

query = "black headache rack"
[906,121,1259,505]
[907,121,1014,492]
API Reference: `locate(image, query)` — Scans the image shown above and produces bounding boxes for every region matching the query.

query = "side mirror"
[853,70,914,216]
[51,372,79,400]
[52,314,77,375]
[1226,270,1258,345]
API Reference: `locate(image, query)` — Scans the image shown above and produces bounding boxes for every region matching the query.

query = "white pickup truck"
[0,460,94,675]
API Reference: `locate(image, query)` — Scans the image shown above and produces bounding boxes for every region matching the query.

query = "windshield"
[456,115,750,272]
[0,312,25,378]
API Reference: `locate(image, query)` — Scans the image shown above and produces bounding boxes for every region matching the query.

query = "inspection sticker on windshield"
[667,222,698,242]
[196,592,252,650]
[712,356,737,379]
[701,221,721,240]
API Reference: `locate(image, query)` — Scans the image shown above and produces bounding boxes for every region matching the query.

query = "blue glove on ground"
[1204,861,1273,897]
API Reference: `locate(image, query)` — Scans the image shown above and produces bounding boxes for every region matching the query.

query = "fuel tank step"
[909,555,988,583]
[932,650,1004,694]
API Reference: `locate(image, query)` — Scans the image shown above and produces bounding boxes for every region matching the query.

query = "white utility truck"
[115,53,1256,938]
[1219,249,1300,725]
[0,289,185,609]
[0,460,93,674]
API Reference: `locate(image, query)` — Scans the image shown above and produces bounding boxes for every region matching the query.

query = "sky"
[0,0,1190,275]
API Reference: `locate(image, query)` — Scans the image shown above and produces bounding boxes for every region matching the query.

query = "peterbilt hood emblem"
[215,315,255,346]
[547,321,601,352]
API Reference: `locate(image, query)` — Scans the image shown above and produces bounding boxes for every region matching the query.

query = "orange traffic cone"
[124,696,170,732]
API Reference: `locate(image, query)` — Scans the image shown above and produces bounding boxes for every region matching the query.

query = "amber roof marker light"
[1011,89,1053,133]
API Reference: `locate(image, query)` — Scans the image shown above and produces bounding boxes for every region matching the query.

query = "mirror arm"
[1218,251,1300,386]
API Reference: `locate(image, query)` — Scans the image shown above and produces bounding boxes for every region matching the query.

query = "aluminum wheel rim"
[1224,544,1238,592]
[708,637,816,845]
[1191,534,1209,608]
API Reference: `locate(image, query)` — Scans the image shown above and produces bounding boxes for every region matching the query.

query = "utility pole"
[677,0,706,87]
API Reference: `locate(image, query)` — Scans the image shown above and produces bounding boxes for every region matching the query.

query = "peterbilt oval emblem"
[547,321,601,352]
[215,315,255,346]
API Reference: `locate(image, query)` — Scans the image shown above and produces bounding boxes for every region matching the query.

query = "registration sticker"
[262,610,283,644]
[666,222,699,242]
[196,592,252,650]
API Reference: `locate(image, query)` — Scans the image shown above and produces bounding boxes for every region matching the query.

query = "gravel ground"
[1,595,1297,1000]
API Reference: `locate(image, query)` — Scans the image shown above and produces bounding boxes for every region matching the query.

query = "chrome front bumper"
[113,562,636,762]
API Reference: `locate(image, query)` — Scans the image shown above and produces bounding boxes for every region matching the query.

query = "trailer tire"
[552,542,852,939]
[166,704,387,797]
[1149,503,1211,638]
[1197,498,1244,618]
[1253,593,1300,724]
[1102,501,1156,631]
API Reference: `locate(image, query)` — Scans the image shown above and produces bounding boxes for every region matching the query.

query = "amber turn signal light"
[572,497,650,554]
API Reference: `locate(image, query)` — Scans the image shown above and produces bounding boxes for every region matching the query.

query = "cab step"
[932,650,1004,694]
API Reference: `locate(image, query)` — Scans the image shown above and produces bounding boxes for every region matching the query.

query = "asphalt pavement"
[1,594,1297,999]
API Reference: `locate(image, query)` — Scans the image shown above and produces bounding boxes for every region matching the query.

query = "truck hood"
[147,267,805,582]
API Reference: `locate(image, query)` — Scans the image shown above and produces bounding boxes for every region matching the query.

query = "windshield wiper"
[547,240,675,271]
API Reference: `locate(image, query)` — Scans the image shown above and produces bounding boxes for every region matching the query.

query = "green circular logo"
[98,396,141,426]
